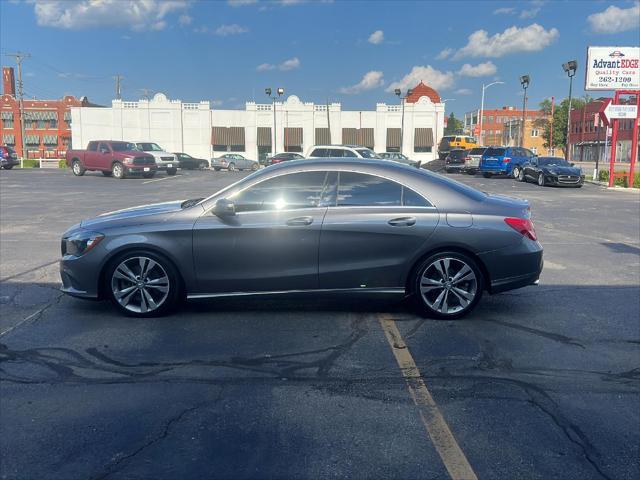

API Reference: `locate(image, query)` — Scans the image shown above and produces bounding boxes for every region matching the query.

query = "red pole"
[549,96,554,155]
[629,92,639,188]
[608,91,620,187]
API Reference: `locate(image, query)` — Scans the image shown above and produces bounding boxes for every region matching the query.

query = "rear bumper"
[446,163,465,171]
[479,167,509,174]
[478,240,543,294]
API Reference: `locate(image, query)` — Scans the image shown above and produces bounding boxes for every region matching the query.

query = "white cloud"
[279,57,300,71]
[368,30,384,45]
[493,7,515,14]
[452,24,559,59]
[339,71,384,94]
[454,88,473,95]
[386,65,455,93]
[29,0,189,30]
[211,99,224,107]
[178,14,192,26]
[256,63,276,72]
[519,7,540,18]
[436,48,453,60]
[227,0,258,6]
[215,24,249,36]
[457,61,497,77]
[587,3,640,34]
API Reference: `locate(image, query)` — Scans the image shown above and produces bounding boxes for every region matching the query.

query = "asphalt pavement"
[1,166,639,480]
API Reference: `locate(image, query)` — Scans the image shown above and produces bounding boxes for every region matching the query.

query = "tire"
[71,159,85,176]
[512,166,521,179]
[251,163,259,171]
[106,250,181,318]
[413,251,484,320]
[199,161,208,170]
[228,163,236,172]
[517,168,526,182]
[214,167,221,172]
[143,172,156,179]
[167,168,177,176]
[482,172,492,178]
[112,162,125,179]
[102,171,113,177]
[3,164,14,170]
[537,173,545,187]
[445,168,452,173]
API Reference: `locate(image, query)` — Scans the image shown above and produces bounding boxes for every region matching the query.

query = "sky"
[1,0,639,118]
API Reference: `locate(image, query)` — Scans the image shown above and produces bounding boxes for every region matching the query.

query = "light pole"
[519,75,530,147]
[479,81,504,146]
[562,60,577,161]
[265,87,284,156]
[395,88,413,154]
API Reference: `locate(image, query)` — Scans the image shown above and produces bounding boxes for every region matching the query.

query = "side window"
[341,149,358,158]
[337,172,402,207]
[88,142,98,152]
[402,187,432,207]
[98,143,110,153]
[311,148,327,157]
[231,171,329,213]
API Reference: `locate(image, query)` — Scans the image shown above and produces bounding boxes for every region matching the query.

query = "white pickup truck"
[133,142,178,175]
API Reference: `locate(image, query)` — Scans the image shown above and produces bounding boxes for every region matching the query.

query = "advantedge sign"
[585,46,640,91]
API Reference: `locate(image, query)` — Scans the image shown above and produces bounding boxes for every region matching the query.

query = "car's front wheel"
[512,166,521,179]
[413,252,484,319]
[517,168,526,182]
[199,161,209,169]
[107,251,181,317]
[537,173,545,186]
[228,163,236,172]
[3,164,14,170]
[112,162,125,179]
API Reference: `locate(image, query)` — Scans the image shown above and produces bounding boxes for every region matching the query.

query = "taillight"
[504,217,537,241]
[503,157,511,163]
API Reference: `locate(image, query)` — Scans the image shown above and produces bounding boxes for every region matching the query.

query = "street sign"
[585,46,640,91]
[602,103,638,123]
[598,98,612,127]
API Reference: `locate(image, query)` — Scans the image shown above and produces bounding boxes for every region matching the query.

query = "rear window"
[449,150,467,159]
[484,147,505,156]
[438,137,454,149]
[469,148,486,155]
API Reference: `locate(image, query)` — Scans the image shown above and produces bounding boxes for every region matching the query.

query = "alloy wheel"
[512,167,520,179]
[111,256,170,314]
[113,163,124,179]
[518,169,525,182]
[419,257,478,315]
[538,173,545,186]
[72,162,81,175]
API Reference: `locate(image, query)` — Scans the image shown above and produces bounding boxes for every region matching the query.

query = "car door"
[192,171,332,293]
[525,157,538,180]
[96,142,112,170]
[319,171,439,290]
[84,141,99,168]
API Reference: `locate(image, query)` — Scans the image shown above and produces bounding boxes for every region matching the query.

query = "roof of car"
[310,145,368,149]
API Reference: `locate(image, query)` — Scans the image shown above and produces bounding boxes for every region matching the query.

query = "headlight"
[122,156,134,164]
[62,231,104,257]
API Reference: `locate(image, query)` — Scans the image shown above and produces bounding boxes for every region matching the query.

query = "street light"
[562,60,577,160]
[395,88,413,154]
[265,87,285,156]
[479,81,504,146]
[520,75,530,147]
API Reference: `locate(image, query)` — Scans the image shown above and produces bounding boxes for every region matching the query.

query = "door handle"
[388,216,416,227]
[286,216,314,226]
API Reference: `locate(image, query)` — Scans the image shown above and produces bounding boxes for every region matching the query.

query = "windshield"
[484,147,505,156]
[356,149,378,158]
[137,143,163,152]
[111,142,137,152]
[539,158,570,167]
[470,148,486,155]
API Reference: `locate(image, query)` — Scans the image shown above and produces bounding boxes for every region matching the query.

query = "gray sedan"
[210,153,259,171]
[60,159,543,319]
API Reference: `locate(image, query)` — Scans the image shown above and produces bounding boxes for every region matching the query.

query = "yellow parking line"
[379,314,477,480]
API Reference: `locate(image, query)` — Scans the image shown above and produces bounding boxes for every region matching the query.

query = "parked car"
[65,141,157,179]
[449,135,478,151]
[306,145,379,158]
[444,149,468,173]
[437,135,455,159]
[479,146,536,178]
[462,147,487,175]
[266,152,305,165]
[133,142,178,175]
[60,158,542,320]
[517,156,584,187]
[174,152,209,170]
[211,153,259,171]
[378,152,421,168]
[0,145,19,170]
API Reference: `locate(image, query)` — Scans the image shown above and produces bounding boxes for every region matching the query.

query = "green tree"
[444,112,464,136]
[535,95,591,156]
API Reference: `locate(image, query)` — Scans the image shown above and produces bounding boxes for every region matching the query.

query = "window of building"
[415,146,432,153]
[2,119,13,128]
[531,129,539,137]
[49,119,57,129]
[37,120,46,129]
[488,116,494,123]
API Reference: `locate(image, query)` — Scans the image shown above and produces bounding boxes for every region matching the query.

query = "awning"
[43,134,59,145]
[211,126,229,146]
[386,128,401,148]
[342,128,357,145]
[257,127,272,146]
[23,111,56,121]
[1,111,13,120]
[284,127,303,147]
[315,127,331,145]
[229,127,245,146]
[414,128,434,147]
[41,111,57,120]
[25,134,40,145]
[359,128,374,148]
[2,134,15,144]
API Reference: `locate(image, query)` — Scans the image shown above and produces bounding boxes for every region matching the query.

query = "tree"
[535,96,591,156]
[444,112,464,136]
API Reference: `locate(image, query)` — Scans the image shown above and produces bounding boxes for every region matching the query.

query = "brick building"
[464,106,543,146]
[568,98,638,163]
[501,118,551,155]
[0,66,96,158]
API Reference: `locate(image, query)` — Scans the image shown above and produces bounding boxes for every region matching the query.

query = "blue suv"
[479,146,535,178]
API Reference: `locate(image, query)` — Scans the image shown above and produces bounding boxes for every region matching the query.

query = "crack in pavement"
[0,291,64,338]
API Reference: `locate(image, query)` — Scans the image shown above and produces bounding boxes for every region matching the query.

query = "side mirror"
[213,198,235,217]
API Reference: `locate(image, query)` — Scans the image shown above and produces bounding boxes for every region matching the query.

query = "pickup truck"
[66,141,157,179]
[133,142,178,175]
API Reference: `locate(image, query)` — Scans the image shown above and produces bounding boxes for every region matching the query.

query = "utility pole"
[4,52,30,159]
[114,75,123,100]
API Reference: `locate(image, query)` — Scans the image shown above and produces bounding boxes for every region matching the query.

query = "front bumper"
[125,165,157,174]
[543,174,585,187]
[59,246,105,300]
[478,239,543,294]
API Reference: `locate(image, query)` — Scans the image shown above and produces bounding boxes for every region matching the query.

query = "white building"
[71,82,446,164]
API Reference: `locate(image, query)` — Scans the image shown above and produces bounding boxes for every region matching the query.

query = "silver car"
[60,159,543,319]
[210,153,259,171]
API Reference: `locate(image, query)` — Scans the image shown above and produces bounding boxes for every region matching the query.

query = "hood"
[80,200,188,228]
[121,150,153,157]
[542,166,581,175]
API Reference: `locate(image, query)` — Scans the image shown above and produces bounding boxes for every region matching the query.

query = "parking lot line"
[142,176,178,184]
[378,314,477,480]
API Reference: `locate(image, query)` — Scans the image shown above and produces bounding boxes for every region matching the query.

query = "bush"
[20,159,40,168]
[58,159,67,168]
[598,169,640,188]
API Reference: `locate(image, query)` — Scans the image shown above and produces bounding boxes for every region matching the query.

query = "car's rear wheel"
[512,166,521,179]
[214,167,221,171]
[228,163,236,172]
[537,173,545,186]
[72,160,85,176]
[482,172,492,178]
[199,161,208,169]
[413,252,484,320]
[112,162,125,179]
[251,163,259,171]
[102,171,112,177]
[107,251,181,317]
[167,168,177,176]
[517,168,526,182]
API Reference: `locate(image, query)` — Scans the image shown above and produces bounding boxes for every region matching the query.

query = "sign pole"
[608,91,621,187]
[629,92,639,187]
